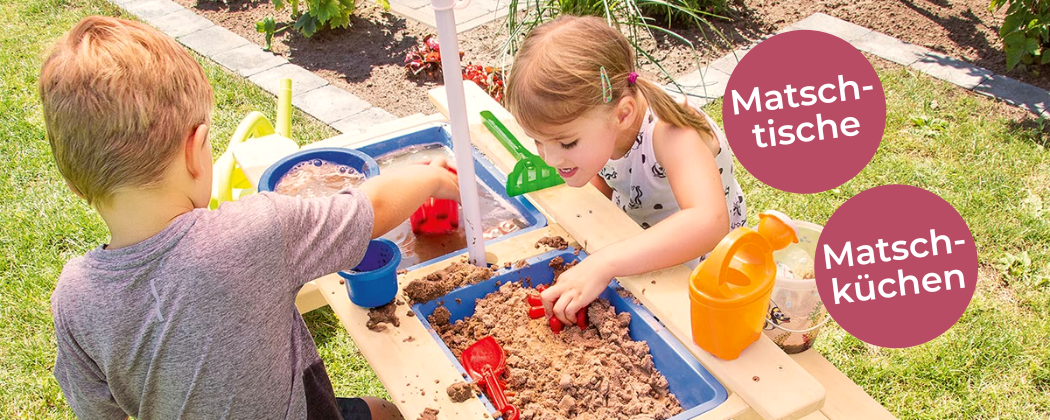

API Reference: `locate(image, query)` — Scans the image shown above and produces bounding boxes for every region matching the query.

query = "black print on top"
[649,114,655,123]
[600,167,618,181]
[724,187,730,197]
[641,222,651,229]
[732,195,744,217]
[629,186,643,210]
[641,154,646,164]
[634,134,643,149]
[719,167,723,175]
[651,164,666,179]
[654,203,663,210]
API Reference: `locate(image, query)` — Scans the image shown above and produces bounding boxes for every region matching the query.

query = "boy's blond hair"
[506,16,714,146]
[39,16,213,206]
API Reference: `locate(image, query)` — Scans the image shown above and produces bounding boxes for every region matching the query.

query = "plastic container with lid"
[689,211,799,360]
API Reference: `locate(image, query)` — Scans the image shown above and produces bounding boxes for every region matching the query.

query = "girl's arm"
[541,124,730,325]
[589,175,613,200]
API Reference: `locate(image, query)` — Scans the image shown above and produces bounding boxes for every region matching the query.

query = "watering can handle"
[698,229,765,298]
[481,111,530,162]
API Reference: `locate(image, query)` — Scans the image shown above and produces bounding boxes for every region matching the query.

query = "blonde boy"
[41,16,457,419]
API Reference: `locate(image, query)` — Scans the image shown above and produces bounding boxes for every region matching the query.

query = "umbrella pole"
[431,0,486,267]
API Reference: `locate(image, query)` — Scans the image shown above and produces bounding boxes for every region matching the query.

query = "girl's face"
[523,107,619,188]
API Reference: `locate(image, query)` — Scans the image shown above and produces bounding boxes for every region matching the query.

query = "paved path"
[112,2,1049,138]
[671,13,1049,119]
[388,0,511,33]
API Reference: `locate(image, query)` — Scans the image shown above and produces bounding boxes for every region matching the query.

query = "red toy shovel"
[461,336,519,420]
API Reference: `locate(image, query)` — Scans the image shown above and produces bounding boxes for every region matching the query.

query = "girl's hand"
[540,256,614,325]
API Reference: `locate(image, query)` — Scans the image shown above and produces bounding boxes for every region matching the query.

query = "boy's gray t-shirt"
[51,190,374,419]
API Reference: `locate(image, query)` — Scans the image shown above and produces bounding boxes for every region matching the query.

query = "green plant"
[501,0,731,92]
[996,251,1050,287]
[255,16,282,51]
[258,0,389,42]
[990,0,1050,71]
[641,0,732,27]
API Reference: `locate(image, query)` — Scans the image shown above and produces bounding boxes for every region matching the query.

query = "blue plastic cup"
[338,238,401,308]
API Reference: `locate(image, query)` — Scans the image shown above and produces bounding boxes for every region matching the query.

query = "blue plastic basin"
[352,123,547,271]
[337,238,401,308]
[413,249,728,418]
[258,147,380,193]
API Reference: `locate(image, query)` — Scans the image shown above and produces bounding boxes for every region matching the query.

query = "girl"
[505,15,746,326]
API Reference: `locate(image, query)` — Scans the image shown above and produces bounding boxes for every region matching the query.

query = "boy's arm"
[52,306,128,420]
[268,159,459,288]
[358,161,460,238]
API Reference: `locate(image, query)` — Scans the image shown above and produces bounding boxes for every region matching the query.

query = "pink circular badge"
[815,185,978,348]
[721,30,886,194]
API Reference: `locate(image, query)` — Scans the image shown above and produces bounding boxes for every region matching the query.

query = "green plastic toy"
[480,111,564,197]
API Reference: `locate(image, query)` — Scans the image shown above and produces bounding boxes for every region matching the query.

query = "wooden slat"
[789,351,898,420]
[316,225,575,419]
[430,84,827,420]
[692,393,761,420]
[295,281,328,314]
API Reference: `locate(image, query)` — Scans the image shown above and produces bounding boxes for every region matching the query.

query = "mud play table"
[287,83,898,420]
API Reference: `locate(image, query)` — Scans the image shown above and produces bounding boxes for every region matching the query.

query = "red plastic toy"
[410,167,459,235]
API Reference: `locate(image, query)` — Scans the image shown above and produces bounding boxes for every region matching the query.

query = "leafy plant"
[996,251,1050,287]
[255,16,282,51]
[990,0,1050,71]
[404,35,447,78]
[258,0,389,43]
[640,0,732,27]
[501,0,732,95]
[909,114,950,137]
[463,64,505,103]
[404,35,505,103]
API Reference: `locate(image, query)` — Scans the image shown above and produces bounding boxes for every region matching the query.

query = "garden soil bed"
[171,0,1047,121]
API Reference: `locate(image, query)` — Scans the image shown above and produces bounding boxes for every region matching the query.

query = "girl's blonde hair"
[506,15,713,145]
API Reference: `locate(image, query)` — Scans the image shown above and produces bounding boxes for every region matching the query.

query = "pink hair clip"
[628,71,639,85]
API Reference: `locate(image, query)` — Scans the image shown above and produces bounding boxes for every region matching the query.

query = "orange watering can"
[689,210,799,360]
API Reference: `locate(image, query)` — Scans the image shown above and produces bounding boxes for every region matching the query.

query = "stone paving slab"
[331,107,398,134]
[782,12,872,42]
[672,67,732,101]
[851,30,930,67]
[249,64,329,97]
[388,0,506,32]
[177,25,251,59]
[707,47,752,76]
[212,44,289,78]
[292,85,373,124]
[974,74,1050,116]
[145,8,213,38]
[910,51,992,90]
[123,0,183,20]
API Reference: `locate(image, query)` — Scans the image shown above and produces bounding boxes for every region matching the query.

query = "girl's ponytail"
[633,78,717,150]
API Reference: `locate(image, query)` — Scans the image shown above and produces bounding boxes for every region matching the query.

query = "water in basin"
[374,143,529,269]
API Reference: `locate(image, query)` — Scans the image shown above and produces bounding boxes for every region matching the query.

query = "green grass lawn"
[3,0,1049,418]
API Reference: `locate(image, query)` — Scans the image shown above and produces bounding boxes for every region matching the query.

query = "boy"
[40,16,457,419]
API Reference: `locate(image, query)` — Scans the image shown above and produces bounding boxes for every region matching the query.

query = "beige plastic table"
[288,84,898,420]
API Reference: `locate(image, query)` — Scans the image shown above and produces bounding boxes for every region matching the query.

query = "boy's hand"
[540,257,613,326]
[420,156,460,201]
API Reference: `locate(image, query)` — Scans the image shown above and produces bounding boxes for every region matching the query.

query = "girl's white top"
[600,105,747,268]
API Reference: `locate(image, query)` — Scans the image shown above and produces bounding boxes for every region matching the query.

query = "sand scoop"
[481,111,565,197]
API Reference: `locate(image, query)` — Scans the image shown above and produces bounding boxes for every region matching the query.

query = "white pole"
[431,0,486,267]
